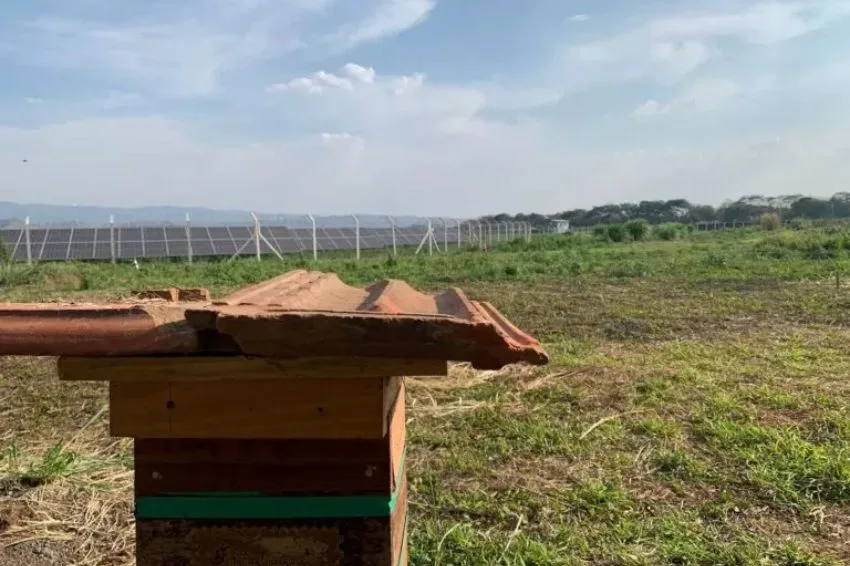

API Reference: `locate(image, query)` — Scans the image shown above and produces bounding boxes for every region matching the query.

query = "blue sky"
[1,0,849,216]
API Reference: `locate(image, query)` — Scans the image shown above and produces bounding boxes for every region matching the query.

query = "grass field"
[1,227,849,565]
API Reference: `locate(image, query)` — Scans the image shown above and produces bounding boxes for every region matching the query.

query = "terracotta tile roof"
[0,270,547,369]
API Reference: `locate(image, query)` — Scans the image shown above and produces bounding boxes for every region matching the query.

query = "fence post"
[307,215,318,261]
[251,213,262,262]
[23,216,32,265]
[386,216,397,257]
[427,220,433,255]
[185,214,193,264]
[387,216,397,257]
[441,218,449,252]
[456,219,462,249]
[351,215,360,260]
[109,215,116,264]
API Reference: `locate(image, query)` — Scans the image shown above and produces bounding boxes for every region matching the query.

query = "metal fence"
[0,214,534,264]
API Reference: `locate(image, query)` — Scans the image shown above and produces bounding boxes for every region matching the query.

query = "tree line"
[483,193,850,229]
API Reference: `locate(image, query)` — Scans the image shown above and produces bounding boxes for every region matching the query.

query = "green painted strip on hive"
[135,491,398,519]
[136,448,408,520]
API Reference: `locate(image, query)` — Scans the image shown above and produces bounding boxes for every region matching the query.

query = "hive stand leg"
[131,379,408,566]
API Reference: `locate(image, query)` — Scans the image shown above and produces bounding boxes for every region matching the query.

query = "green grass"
[1,226,849,564]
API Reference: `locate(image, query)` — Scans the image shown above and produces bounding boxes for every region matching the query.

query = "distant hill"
[0,202,432,228]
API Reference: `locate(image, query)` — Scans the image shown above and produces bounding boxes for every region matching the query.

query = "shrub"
[607,224,626,243]
[593,225,609,240]
[758,213,782,231]
[654,223,681,241]
[625,219,650,241]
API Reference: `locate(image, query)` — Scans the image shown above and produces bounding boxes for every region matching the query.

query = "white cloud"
[647,3,832,44]
[648,40,713,76]
[268,68,358,94]
[2,1,435,98]
[268,63,380,95]
[569,14,590,23]
[333,0,436,49]
[563,1,850,87]
[341,63,377,84]
[24,97,43,104]
[633,99,670,119]
[633,75,775,119]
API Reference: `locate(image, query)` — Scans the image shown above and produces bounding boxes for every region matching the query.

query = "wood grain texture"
[388,382,406,493]
[110,377,402,439]
[171,378,385,439]
[133,390,407,497]
[109,381,170,437]
[59,356,447,382]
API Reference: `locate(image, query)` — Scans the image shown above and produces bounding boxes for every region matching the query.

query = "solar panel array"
[0,225,461,262]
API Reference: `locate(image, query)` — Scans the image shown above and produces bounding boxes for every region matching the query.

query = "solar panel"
[189,227,211,240]
[0,229,19,240]
[275,238,303,253]
[144,241,168,257]
[94,243,112,260]
[46,229,72,244]
[164,227,186,240]
[121,228,142,241]
[316,237,338,251]
[74,228,96,242]
[95,228,112,243]
[231,236,253,253]
[143,227,166,241]
[376,229,396,246]
[208,227,230,239]
[168,241,189,258]
[191,240,216,256]
[68,243,94,260]
[259,240,277,255]
[269,226,294,239]
[229,227,251,239]
[210,240,236,255]
[40,243,68,261]
[120,241,145,258]
[28,229,48,246]
[11,246,29,262]
[0,229,21,257]
[0,219,473,262]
